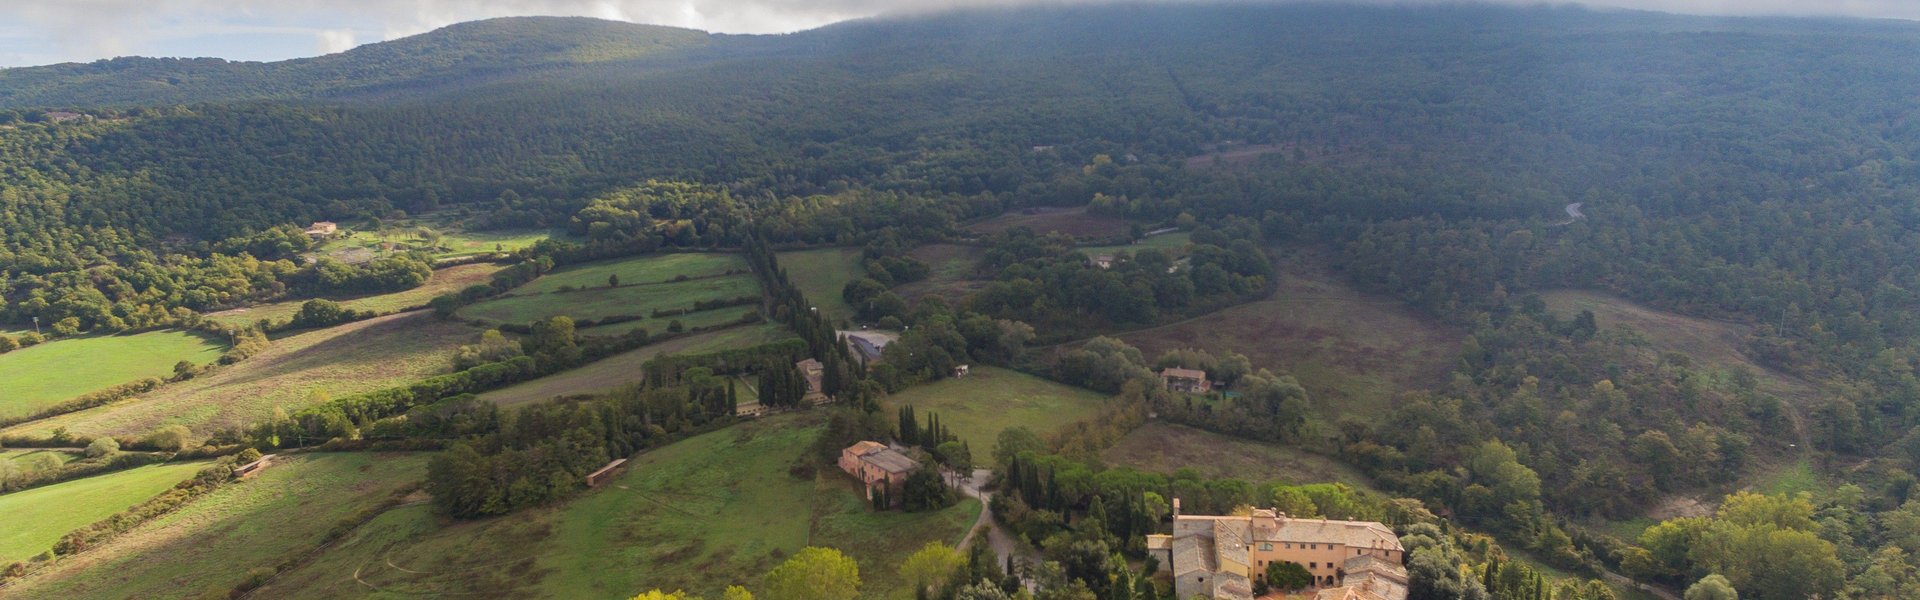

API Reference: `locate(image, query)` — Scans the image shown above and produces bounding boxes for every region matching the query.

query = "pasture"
[965,206,1129,239]
[1540,289,1820,405]
[1078,231,1192,259]
[0,330,225,421]
[517,253,747,294]
[457,254,761,327]
[4,453,428,599]
[777,247,863,322]
[1117,249,1461,422]
[573,306,761,338]
[256,414,980,600]
[315,223,560,262]
[478,324,794,408]
[896,244,989,303]
[1102,422,1379,493]
[4,311,475,440]
[205,262,506,327]
[0,461,209,563]
[879,366,1108,451]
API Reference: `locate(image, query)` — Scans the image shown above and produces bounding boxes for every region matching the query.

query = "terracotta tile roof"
[861,447,919,474]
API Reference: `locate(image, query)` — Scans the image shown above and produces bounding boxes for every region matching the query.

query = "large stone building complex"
[1146,501,1407,600]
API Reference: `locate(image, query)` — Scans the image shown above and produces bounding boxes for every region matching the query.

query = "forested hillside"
[8,4,1920,598]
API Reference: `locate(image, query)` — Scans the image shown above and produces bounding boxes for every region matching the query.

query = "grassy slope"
[1540,289,1820,405]
[259,415,979,600]
[519,253,747,294]
[964,207,1128,238]
[1102,421,1380,493]
[317,227,559,260]
[880,366,1108,451]
[0,331,226,421]
[204,262,506,327]
[0,461,209,562]
[574,306,764,338]
[460,274,760,325]
[478,324,795,408]
[895,244,989,303]
[1118,248,1462,422]
[2,448,81,467]
[1078,231,1192,258]
[6,453,427,599]
[4,311,475,439]
[778,248,863,322]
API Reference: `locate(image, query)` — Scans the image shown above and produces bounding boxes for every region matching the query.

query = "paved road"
[955,468,1039,577]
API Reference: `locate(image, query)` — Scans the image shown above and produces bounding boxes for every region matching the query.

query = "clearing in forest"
[1078,231,1193,259]
[1102,422,1379,493]
[895,243,990,303]
[879,366,1108,451]
[1539,289,1819,404]
[1118,249,1462,421]
[253,414,979,600]
[776,248,864,322]
[0,330,226,421]
[458,253,761,327]
[204,262,507,327]
[4,453,427,599]
[478,324,795,408]
[0,461,210,563]
[3,311,476,440]
[965,206,1130,239]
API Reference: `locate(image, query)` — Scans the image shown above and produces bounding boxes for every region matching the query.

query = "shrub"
[85,437,119,458]
[142,425,193,452]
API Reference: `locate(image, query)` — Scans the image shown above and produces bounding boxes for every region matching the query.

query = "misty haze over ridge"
[4,0,1920,68]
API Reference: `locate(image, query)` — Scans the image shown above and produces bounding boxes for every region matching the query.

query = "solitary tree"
[763,547,860,600]
[1685,575,1738,600]
[1266,560,1313,592]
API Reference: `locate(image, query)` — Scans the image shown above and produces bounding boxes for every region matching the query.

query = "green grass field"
[257,414,980,600]
[1102,422,1381,493]
[896,244,989,303]
[316,224,561,261]
[518,253,748,294]
[0,461,208,562]
[1117,248,1461,423]
[777,248,864,322]
[5,453,427,599]
[0,330,226,421]
[880,366,1108,451]
[458,255,762,326]
[479,324,794,408]
[4,312,476,440]
[3,448,81,468]
[205,262,507,327]
[573,306,763,338]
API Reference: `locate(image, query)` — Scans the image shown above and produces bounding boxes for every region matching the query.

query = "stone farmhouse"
[837,441,918,505]
[305,221,339,239]
[1161,367,1212,394]
[797,358,828,403]
[1146,502,1407,600]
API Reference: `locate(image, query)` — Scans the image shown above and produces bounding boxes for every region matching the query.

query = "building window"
[1310,562,1317,569]
[1261,543,1272,551]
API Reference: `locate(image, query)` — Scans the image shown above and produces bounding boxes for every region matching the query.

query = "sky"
[3,0,1919,68]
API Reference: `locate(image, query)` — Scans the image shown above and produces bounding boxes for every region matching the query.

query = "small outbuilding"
[586,458,628,488]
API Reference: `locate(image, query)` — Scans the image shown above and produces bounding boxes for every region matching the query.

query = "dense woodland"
[7,3,1920,598]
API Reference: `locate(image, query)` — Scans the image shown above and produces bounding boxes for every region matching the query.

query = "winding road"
[955,468,1039,578]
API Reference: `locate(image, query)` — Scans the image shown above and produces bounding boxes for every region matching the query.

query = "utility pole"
[31,316,38,335]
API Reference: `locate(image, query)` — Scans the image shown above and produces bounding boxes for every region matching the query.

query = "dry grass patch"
[4,311,477,439]
[1119,249,1461,421]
